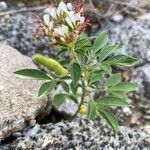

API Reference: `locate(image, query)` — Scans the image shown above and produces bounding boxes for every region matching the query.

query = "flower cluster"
[41,0,89,45]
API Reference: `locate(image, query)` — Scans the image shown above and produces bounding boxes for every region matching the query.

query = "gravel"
[0,13,55,57]
[0,117,150,150]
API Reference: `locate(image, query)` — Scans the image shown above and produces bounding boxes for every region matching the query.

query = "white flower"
[80,16,85,24]
[65,17,74,28]
[75,13,81,21]
[59,1,68,13]
[67,3,73,10]
[47,7,57,19]
[43,14,50,26]
[68,11,76,25]
[61,25,69,35]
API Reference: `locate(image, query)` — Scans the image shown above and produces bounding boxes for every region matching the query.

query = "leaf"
[87,100,97,120]
[69,94,78,103]
[62,81,69,93]
[100,62,112,74]
[97,106,118,132]
[108,55,139,67]
[98,44,121,62]
[106,73,121,87]
[53,94,66,107]
[70,81,78,95]
[38,81,56,98]
[108,82,137,93]
[94,31,108,52]
[89,70,103,84]
[70,63,81,86]
[109,91,127,100]
[14,69,51,80]
[96,96,128,107]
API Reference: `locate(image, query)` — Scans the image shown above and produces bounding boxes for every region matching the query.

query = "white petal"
[50,7,57,18]
[49,21,53,29]
[75,13,81,21]
[67,3,73,10]
[59,1,68,12]
[53,28,59,36]
[66,17,73,28]
[43,14,50,26]
[80,16,85,24]
[57,7,61,16]
[60,37,65,42]
[61,25,69,35]
[68,11,76,24]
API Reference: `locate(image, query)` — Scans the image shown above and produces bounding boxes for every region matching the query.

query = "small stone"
[0,1,7,11]
[112,13,123,22]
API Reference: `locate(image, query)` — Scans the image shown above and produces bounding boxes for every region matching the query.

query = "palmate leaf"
[53,93,66,107]
[70,81,78,95]
[108,55,139,67]
[70,63,81,86]
[38,81,56,98]
[97,106,119,132]
[108,82,137,93]
[87,100,97,120]
[14,69,51,80]
[105,73,121,87]
[96,96,128,107]
[93,31,108,52]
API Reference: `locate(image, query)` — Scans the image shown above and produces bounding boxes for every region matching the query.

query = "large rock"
[0,43,51,141]
[132,64,150,100]
[99,18,150,64]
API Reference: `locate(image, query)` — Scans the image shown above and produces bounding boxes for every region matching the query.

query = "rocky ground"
[1,117,150,150]
[0,0,150,149]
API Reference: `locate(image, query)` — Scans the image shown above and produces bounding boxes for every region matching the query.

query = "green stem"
[72,77,86,118]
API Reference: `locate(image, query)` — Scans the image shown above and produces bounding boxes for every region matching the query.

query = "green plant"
[14,0,139,132]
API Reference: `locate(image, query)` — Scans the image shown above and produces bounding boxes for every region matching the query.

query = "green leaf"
[62,81,69,93]
[53,94,66,107]
[100,62,112,74]
[89,70,103,84]
[69,94,78,103]
[70,63,81,86]
[14,69,51,80]
[108,55,139,67]
[94,31,108,52]
[108,82,137,93]
[96,96,128,107]
[87,100,97,120]
[98,44,121,62]
[70,81,78,95]
[38,81,56,98]
[97,106,118,132]
[109,91,127,99]
[106,73,121,87]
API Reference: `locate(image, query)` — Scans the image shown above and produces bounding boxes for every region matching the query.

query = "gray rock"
[132,64,150,100]
[0,13,55,56]
[100,18,150,64]
[1,117,150,150]
[0,43,51,141]
[0,1,7,11]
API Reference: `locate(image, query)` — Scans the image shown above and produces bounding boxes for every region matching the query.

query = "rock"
[0,13,55,56]
[132,64,150,100]
[0,43,51,141]
[99,18,150,64]
[0,117,150,149]
[0,1,7,11]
